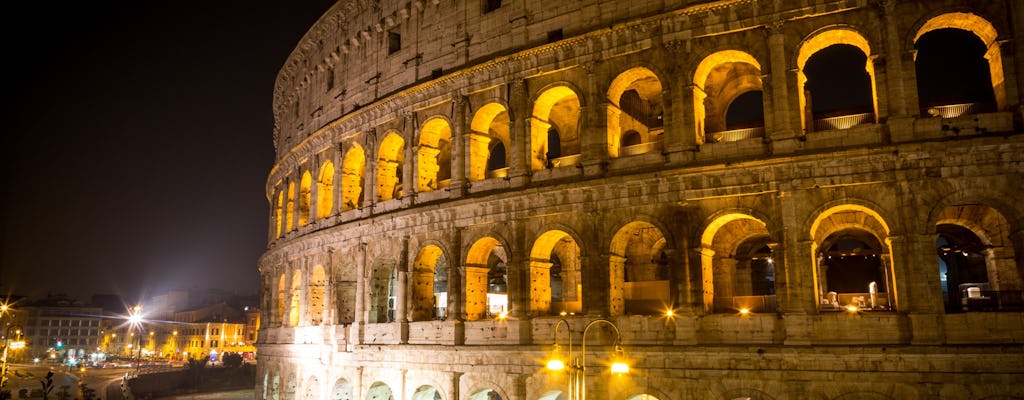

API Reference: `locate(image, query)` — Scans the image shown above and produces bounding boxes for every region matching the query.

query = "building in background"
[258,0,1024,399]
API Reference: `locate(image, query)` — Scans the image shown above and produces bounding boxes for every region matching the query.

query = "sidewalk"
[152,389,254,399]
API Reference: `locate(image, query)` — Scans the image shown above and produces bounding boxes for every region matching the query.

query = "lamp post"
[128,305,145,376]
[545,319,630,400]
[0,304,25,392]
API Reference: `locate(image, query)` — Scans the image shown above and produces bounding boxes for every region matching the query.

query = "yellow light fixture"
[546,344,566,371]
[739,308,751,315]
[664,309,674,318]
[846,305,859,312]
[610,345,629,375]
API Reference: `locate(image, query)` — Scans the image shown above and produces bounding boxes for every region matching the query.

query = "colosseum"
[256,0,1024,399]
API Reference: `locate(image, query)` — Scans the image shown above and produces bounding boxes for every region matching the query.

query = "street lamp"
[0,304,25,392]
[128,305,145,375]
[545,319,630,400]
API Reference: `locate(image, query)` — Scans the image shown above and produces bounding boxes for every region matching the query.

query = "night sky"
[1,1,336,304]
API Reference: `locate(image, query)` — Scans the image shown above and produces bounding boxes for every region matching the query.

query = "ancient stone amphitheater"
[256,0,1024,399]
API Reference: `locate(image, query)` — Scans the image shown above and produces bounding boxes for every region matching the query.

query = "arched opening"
[725,91,765,130]
[796,29,878,133]
[274,190,284,237]
[811,206,895,311]
[368,259,398,323]
[308,265,327,325]
[341,144,366,211]
[412,385,443,400]
[270,373,281,400]
[377,132,405,201]
[935,203,1022,312]
[289,270,302,326]
[302,377,320,400]
[469,102,511,180]
[468,388,503,400]
[367,382,394,400]
[299,171,312,226]
[529,230,582,315]
[627,396,661,400]
[285,181,295,231]
[606,67,665,157]
[418,118,453,192]
[693,50,765,143]
[531,86,581,170]
[913,12,1004,117]
[331,378,353,400]
[486,141,507,172]
[610,222,671,316]
[317,161,335,219]
[700,213,776,314]
[412,245,449,321]
[465,237,508,320]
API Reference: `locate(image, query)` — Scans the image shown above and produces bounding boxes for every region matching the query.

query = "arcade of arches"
[259,1,1024,399]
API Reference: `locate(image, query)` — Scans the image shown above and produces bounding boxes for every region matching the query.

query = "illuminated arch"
[367,381,393,400]
[308,265,327,325]
[465,236,507,320]
[913,12,1005,112]
[368,258,398,323]
[285,181,295,232]
[531,86,581,170]
[274,190,284,238]
[411,244,449,321]
[809,204,896,311]
[341,144,366,211]
[796,27,878,132]
[377,132,405,201]
[934,203,1021,311]
[609,221,670,316]
[412,385,444,400]
[418,118,453,192]
[692,50,764,142]
[289,269,302,327]
[317,161,335,219]
[606,67,665,157]
[469,102,510,180]
[299,170,312,227]
[699,213,774,314]
[331,378,354,400]
[529,230,582,315]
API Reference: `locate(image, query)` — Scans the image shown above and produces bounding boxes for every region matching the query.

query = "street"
[4,362,129,399]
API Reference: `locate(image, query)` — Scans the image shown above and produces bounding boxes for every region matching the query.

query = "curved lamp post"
[545,319,629,400]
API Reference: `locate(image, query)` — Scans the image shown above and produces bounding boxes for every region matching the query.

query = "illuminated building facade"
[258,0,1024,399]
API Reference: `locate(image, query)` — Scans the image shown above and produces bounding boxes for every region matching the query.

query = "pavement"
[151,389,255,399]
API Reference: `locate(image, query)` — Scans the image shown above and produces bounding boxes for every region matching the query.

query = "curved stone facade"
[258,0,1024,399]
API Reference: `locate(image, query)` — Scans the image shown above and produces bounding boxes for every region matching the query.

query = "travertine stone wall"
[257,0,1024,399]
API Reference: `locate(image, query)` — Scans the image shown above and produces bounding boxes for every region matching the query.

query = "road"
[4,363,130,399]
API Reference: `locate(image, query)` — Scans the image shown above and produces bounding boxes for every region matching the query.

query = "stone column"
[464,266,489,320]
[402,112,415,206]
[507,79,531,187]
[764,22,799,142]
[879,0,909,118]
[529,261,553,316]
[662,41,698,162]
[579,61,608,177]
[608,255,626,316]
[778,239,817,314]
[351,242,368,345]
[508,258,530,319]
[696,247,715,314]
[449,95,468,197]
[363,131,378,210]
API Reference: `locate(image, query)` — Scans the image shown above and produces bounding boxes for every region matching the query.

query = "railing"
[485,167,509,179]
[620,138,663,157]
[925,103,977,118]
[710,126,764,143]
[950,290,1024,312]
[548,154,582,168]
[812,112,873,131]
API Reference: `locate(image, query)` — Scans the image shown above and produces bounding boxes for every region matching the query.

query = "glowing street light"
[544,319,630,400]
[0,305,25,391]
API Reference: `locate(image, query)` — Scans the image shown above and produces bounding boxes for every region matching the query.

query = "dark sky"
[1,0,336,304]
